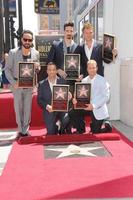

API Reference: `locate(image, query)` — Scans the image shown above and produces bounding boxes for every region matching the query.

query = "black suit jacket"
[46,40,81,70]
[37,77,66,110]
[80,41,111,77]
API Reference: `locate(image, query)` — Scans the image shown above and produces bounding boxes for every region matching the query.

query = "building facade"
[72,0,133,127]
[21,0,133,127]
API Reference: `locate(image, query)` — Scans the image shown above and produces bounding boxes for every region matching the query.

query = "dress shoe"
[105,122,112,132]
[19,132,31,137]
[73,130,85,134]
[101,121,112,133]
[16,132,22,139]
[65,125,72,134]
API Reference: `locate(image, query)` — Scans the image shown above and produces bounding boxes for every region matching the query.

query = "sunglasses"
[23,38,33,42]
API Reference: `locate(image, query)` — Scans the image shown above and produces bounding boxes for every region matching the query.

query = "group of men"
[5,21,117,137]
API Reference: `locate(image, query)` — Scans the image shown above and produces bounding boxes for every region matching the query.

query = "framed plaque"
[75,83,91,109]
[64,54,80,80]
[52,85,69,112]
[18,62,35,88]
[103,33,116,61]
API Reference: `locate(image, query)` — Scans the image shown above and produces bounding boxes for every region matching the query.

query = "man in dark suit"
[37,62,70,135]
[46,21,83,96]
[47,21,81,79]
[80,22,117,77]
[46,21,84,134]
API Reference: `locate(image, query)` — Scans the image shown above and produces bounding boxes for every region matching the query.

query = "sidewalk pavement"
[0,121,133,175]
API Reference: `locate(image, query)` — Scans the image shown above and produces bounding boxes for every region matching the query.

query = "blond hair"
[87,59,97,67]
[82,22,94,32]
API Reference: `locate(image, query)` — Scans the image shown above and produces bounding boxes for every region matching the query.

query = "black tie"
[67,46,70,53]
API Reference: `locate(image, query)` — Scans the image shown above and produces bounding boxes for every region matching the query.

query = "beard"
[66,35,73,40]
[22,43,32,49]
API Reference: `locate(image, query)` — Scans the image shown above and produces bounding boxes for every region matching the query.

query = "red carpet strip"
[17,132,121,145]
[0,132,133,199]
[0,93,44,128]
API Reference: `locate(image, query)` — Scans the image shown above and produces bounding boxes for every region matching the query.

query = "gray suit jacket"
[5,47,39,86]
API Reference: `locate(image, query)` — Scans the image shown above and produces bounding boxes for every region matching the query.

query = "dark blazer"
[80,41,111,77]
[46,40,81,70]
[37,76,66,110]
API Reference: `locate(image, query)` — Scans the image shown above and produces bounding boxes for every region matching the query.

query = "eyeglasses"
[23,38,33,42]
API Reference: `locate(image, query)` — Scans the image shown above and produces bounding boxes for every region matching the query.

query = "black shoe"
[73,130,85,134]
[19,132,31,137]
[65,125,72,134]
[101,121,112,133]
[16,132,23,139]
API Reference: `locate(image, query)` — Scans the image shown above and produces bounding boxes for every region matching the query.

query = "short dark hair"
[21,30,33,39]
[47,62,57,69]
[64,21,74,30]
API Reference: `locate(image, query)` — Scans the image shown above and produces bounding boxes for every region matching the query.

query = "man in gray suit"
[72,59,112,134]
[5,30,40,137]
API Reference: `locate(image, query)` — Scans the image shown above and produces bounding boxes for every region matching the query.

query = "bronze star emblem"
[78,85,88,98]
[67,56,78,69]
[55,87,67,100]
[105,38,112,49]
[21,65,33,77]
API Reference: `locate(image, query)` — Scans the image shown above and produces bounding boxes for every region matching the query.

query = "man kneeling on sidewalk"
[71,59,112,134]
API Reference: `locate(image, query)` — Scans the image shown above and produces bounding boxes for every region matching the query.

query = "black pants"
[69,109,104,134]
[90,112,103,133]
[43,111,69,135]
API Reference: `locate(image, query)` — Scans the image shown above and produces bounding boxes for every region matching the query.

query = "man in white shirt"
[80,22,117,77]
[72,59,112,134]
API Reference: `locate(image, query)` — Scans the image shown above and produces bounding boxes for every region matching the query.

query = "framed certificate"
[18,62,35,88]
[103,33,116,61]
[64,54,80,80]
[75,83,91,109]
[52,85,69,112]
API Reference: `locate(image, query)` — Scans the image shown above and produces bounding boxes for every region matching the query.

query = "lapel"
[71,42,78,53]
[82,44,88,60]
[57,77,61,84]
[45,79,52,98]
[17,48,23,62]
[30,48,34,60]
[91,41,97,59]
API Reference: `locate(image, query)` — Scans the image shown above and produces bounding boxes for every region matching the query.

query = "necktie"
[67,46,70,53]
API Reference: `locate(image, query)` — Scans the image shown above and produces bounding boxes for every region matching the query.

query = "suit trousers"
[69,109,104,133]
[12,88,32,134]
[43,110,69,135]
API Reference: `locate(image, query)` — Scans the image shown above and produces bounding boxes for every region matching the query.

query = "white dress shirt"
[84,39,94,60]
[48,76,57,92]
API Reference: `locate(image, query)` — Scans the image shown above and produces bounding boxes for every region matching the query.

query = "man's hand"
[46,104,53,113]
[75,74,83,82]
[112,48,118,57]
[68,92,72,100]
[72,98,77,105]
[57,69,67,79]
[13,82,18,89]
[34,62,41,73]
[84,103,93,111]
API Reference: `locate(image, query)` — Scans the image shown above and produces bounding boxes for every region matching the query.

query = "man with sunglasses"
[5,30,40,138]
